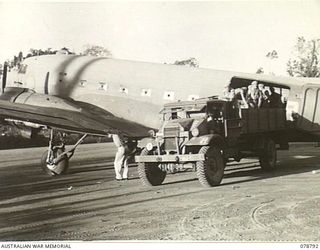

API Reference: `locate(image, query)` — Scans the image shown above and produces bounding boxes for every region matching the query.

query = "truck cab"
[135,95,287,187]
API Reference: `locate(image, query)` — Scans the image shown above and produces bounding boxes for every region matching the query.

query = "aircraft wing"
[0,100,152,138]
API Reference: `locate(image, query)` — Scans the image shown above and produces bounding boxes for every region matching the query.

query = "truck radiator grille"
[164,125,180,137]
[164,138,177,151]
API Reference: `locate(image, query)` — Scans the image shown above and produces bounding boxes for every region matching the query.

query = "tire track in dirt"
[177,200,221,239]
[250,199,275,230]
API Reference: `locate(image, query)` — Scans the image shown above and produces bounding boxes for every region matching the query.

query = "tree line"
[4,45,112,70]
[2,37,320,78]
[174,36,320,78]
[257,36,320,78]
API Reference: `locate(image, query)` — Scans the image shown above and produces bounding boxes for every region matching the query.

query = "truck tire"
[196,146,225,187]
[259,138,277,171]
[138,148,167,186]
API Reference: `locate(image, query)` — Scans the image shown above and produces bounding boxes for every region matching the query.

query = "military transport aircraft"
[0,54,319,176]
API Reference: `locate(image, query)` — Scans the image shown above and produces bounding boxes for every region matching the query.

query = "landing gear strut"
[40,129,87,176]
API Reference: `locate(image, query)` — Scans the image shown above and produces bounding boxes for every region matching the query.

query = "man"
[257,83,270,108]
[222,85,235,101]
[237,87,249,109]
[247,81,260,108]
[111,134,136,181]
[268,86,283,108]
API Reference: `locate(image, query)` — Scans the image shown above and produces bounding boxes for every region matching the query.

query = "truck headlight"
[146,142,154,151]
[191,128,199,137]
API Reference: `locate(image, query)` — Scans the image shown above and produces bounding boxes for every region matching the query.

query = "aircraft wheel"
[259,138,277,171]
[196,146,225,187]
[137,148,166,186]
[40,148,69,176]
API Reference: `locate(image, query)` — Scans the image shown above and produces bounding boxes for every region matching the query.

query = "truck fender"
[185,134,226,149]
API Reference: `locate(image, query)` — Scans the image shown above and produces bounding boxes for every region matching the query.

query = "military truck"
[135,97,288,187]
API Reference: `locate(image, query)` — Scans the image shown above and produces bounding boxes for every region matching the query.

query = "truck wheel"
[259,138,277,171]
[196,146,225,187]
[40,148,69,176]
[137,148,167,186]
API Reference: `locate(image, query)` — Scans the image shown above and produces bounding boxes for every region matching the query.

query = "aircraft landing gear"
[40,129,87,176]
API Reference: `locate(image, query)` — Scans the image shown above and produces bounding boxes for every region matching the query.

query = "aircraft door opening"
[298,85,320,133]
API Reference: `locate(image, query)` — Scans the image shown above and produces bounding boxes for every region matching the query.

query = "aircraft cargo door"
[298,84,320,135]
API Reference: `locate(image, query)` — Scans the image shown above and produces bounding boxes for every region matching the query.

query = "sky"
[0,0,319,75]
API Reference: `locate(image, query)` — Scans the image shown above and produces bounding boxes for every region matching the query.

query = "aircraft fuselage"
[5,54,320,139]
[6,55,240,129]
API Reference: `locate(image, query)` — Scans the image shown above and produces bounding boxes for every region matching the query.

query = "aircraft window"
[188,95,199,101]
[120,86,128,94]
[79,80,87,87]
[163,91,175,101]
[141,89,151,97]
[98,82,108,91]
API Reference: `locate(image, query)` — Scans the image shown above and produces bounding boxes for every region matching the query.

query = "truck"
[135,96,288,187]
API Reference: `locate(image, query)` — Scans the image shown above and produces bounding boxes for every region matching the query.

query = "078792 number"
[300,244,319,249]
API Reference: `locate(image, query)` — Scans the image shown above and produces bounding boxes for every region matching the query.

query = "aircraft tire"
[259,138,277,171]
[137,148,166,186]
[40,148,69,176]
[196,146,224,187]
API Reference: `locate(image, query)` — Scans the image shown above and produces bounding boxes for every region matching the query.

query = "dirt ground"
[0,142,319,241]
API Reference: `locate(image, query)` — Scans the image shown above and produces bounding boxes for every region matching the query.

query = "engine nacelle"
[0,87,81,112]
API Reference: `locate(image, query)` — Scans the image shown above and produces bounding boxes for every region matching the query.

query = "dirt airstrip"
[0,143,319,241]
